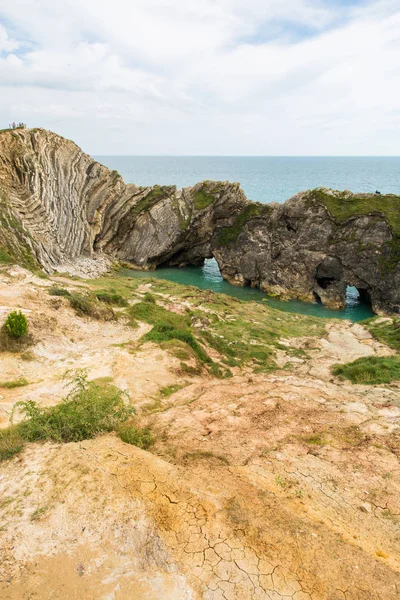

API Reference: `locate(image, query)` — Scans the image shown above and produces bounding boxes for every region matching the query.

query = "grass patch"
[117,424,154,449]
[308,189,400,235]
[305,434,327,446]
[0,247,14,264]
[0,426,24,462]
[363,318,400,351]
[69,292,115,321]
[0,371,135,462]
[332,355,400,385]
[0,377,29,389]
[95,291,128,307]
[128,301,190,329]
[49,286,71,298]
[160,384,185,398]
[143,292,156,304]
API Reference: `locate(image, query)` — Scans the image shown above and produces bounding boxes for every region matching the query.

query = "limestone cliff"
[0,128,399,314]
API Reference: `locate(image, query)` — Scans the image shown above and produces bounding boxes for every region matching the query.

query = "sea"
[94,155,400,321]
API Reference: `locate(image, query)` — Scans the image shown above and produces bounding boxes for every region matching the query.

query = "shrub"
[143,292,156,304]
[4,311,28,338]
[48,286,71,298]
[11,370,134,444]
[95,291,128,307]
[332,355,400,385]
[68,293,115,321]
[117,424,154,449]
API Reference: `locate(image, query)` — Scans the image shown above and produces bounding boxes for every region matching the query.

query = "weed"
[117,424,154,449]
[0,377,29,389]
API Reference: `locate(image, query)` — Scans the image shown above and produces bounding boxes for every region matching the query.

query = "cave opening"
[346,285,372,309]
[316,276,336,290]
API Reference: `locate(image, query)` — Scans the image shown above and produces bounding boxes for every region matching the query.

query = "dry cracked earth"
[0,266,399,599]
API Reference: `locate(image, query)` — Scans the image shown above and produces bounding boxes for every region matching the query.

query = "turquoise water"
[94,155,400,204]
[121,259,374,322]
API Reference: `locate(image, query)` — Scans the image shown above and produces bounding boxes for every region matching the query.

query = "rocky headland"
[0,127,399,314]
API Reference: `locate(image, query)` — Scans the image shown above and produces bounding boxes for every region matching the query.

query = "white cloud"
[0,0,399,154]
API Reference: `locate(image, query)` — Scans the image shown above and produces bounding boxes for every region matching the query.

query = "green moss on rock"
[218,203,266,246]
[308,189,400,235]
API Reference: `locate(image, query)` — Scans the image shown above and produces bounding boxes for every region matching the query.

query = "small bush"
[5,311,28,338]
[69,293,115,321]
[143,292,156,304]
[117,424,154,449]
[48,286,71,298]
[11,371,134,444]
[0,377,29,389]
[95,291,128,307]
[332,355,400,385]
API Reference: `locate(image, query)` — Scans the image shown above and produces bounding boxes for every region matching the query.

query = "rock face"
[0,128,399,313]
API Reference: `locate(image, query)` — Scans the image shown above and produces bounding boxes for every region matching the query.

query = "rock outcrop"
[0,128,399,313]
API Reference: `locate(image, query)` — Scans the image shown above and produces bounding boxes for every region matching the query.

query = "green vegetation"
[68,292,115,320]
[0,247,13,264]
[130,185,175,220]
[95,291,128,307]
[143,291,156,304]
[128,301,212,365]
[332,355,400,385]
[218,203,266,246]
[49,286,71,298]
[308,189,400,234]
[0,191,39,271]
[193,182,221,210]
[5,311,28,338]
[363,317,400,351]
[0,377,29,389]
[308,189,400,273]
[117,424,154,449]
[160,384,185,397]
[0,371,136,462]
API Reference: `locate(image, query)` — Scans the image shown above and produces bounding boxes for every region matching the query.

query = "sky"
[0,0,400,155]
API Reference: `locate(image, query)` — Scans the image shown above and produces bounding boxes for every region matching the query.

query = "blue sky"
[0,0,399,155]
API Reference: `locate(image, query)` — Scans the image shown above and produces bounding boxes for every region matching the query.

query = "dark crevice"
[316,276,336,289]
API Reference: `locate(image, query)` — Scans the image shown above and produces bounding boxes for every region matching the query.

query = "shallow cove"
[121,259,374,322]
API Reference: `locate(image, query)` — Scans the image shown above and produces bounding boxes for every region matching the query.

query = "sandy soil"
[0,266,399,599]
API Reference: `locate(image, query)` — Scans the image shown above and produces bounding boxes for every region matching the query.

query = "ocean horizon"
[94,155,400,204]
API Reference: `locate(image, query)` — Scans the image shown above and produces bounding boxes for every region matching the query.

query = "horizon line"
[91,154,400,158]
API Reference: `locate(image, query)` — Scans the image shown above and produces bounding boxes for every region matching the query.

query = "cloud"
[0,0,399,154]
